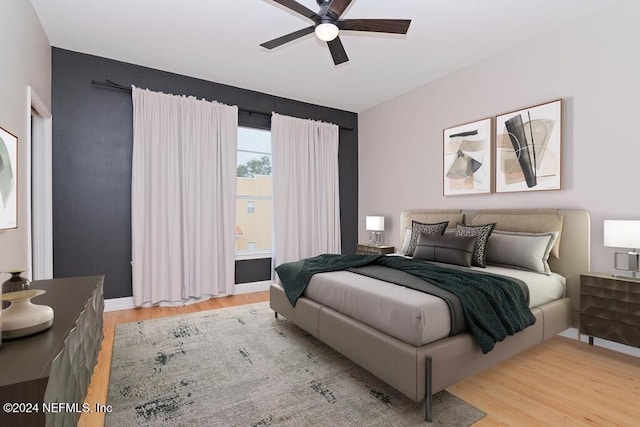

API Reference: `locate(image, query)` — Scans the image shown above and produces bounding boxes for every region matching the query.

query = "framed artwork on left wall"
[0,126,18,230]
[443,117,492,196]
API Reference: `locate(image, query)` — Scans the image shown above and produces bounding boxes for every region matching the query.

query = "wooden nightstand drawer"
[580,314,640,348]
[580,273,640,348]
[356,244,394,255]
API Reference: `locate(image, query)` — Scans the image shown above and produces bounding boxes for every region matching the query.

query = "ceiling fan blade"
[327,0,354,19]
[270,0,320,21]
[327,37,349,65]
[340,19,411,34]
[260,26,315,49]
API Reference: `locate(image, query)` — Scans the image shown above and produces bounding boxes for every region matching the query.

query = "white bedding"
[476,265,565,308]
[303,264,565,347]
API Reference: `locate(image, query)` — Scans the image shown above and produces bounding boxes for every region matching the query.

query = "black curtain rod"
[90,79,353,131]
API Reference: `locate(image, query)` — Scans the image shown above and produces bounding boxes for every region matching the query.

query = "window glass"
[236,127,272,256]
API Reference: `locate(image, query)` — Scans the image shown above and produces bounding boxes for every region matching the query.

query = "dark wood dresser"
[0,276,104,427]
[580,272,640,348]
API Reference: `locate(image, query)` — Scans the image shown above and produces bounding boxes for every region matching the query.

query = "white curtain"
[272,113,341,267]
[131,87,237,307]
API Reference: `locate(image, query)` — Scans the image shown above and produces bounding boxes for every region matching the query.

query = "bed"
[270,209,590,421]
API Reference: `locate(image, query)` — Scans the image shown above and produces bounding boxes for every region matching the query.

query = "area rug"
[106,302,485,426]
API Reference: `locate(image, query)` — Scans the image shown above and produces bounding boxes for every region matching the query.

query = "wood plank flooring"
[79,292,640,426]
[448,337,640,426]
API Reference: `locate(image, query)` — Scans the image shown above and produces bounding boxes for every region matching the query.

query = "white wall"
[359,2,640,274]
[0,2,51,279]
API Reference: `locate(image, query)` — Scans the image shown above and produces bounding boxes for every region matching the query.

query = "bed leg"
[425,356,433,422]
[274,311,278,319]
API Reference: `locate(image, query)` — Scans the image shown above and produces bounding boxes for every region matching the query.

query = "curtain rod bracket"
[91,79,132,93]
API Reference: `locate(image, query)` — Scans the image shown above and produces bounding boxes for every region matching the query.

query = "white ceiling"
[30,0,617,112]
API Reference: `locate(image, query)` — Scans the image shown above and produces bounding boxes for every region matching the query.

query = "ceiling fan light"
[315,23,339,41]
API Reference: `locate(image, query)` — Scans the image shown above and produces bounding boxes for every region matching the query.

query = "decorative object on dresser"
[580,272,640,348]
[365,215,385,246]
[603,220,640,278]
[1,289,54,339]
[443,117,492,196]
[356,243,394,255]
[495,99,563,193]
[1,269,31,309]
[0,126,18,230]
[0,276,104,427]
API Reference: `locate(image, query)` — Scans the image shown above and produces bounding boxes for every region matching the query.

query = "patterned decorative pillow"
[406,221,449,257]
[455,223,496,267]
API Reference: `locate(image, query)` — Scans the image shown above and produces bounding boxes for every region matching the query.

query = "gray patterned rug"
[106,302,485,426]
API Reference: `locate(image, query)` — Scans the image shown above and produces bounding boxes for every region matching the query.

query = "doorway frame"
[27,86,53,280]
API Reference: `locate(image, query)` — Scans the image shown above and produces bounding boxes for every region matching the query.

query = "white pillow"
[486,231,558,274]
[401,227,412,254]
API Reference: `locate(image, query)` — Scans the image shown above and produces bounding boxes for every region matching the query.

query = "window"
[236,127,272,258]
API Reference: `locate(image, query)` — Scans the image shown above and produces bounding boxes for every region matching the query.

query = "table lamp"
[604,220,640,278]
[366,216,385,246]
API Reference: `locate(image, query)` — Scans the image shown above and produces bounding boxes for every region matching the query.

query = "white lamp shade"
[366,216,385,232]
[604,220,640,249]
[315,23,339,41]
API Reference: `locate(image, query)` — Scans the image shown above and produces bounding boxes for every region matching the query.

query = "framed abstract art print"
[495,99,562,193]
[0,126,18,230]
[443,117,492,196]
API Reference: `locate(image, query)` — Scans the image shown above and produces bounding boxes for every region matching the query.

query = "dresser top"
[0,276,103,387]
[581,272,640,283]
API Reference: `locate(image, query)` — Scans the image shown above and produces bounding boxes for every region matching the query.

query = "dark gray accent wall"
[52,48,358,299]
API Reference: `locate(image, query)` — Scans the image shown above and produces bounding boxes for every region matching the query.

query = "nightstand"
[356,244,395,255]
[580,272,640,348]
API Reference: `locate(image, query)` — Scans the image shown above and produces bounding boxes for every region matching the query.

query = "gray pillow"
[413,234,477,267]
[486,230,559,274]
[455,223,496,267]
[405,221,449,257]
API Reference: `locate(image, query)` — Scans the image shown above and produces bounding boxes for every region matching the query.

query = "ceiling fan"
[260,0,411,65]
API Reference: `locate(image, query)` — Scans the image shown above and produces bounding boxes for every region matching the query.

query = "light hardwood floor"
[80,292,640,426]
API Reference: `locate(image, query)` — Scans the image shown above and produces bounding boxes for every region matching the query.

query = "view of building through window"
[236,127,272,256]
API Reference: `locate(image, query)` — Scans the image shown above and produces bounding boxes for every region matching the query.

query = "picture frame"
[0,126,18,230]
[443,117,492,196]
[495,99,562,193]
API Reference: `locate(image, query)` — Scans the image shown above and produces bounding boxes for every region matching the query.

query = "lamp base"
[613,251,639,279]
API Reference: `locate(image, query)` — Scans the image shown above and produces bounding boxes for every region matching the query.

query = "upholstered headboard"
[400,208,590,324]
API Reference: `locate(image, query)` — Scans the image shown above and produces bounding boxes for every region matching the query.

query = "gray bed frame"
[270,209,590,421]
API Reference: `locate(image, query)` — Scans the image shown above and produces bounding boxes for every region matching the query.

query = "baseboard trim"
[234,280,272,294]
[104,297,135,312]
[103,281,272,312]
[560,327,640,357]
